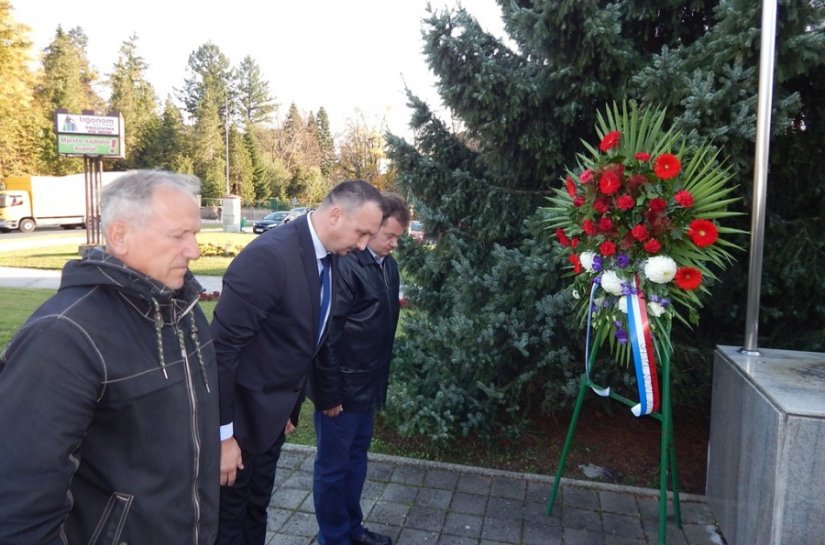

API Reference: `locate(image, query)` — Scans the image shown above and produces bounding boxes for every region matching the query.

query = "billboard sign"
[54,110,125,158]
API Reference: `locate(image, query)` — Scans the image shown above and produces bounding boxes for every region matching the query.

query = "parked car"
[409,220,424,242]
[252,210,291,234]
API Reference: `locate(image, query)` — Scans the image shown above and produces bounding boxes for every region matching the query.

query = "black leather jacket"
[311,249,400,412]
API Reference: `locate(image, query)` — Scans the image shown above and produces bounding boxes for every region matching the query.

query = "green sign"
[57,134,122,157]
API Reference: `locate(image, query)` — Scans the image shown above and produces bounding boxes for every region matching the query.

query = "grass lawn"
[0,230,255,275]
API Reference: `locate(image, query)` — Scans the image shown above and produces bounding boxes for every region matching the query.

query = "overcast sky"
[12,0,505,139]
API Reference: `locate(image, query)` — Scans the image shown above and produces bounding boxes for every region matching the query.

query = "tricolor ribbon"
[625,277,660,416]
[584,276,660,416]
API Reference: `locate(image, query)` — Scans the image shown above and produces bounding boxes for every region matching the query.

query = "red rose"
[568,253,583,274]
[582,219,597,236]
[599,241,617,256]
[674,189,694,208]
[634,152,651,161]
[616,194,634,211]
[631,224,649,241]
[687,219,719,247]
[643,238,662,254]
[593,198,610,214]
[648,198,667,213]
[675,267,702,290]
[598,216,614,232]
[555,228,571,247]
[599,130,621,152]
[573,196,585,207]
[599,170,621,195]
[653,153,681,180]
[580,169,593,184]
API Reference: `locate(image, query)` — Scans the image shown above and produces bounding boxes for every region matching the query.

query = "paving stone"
[416,487,454,509]
[456,473,492,495]
[522,515,563,545]
[679,502,717,526]
[562,486,601,510]
[600,490,641,516]
[563,527,606,545]
[490,476,526,500]
[279,511,318,537]
[526,480,551,503]
[682,523,725,545]
[450,492,488,515]
[424,468,461,490]
[381,482,419,504]
[480,515,521,542]
[368,500,411,527]
[367,461,395,482]
[391,464,426,485]
[562,506,602,532]
[396,527,439,545]
[602,512,645,540]
[406,504,447,530]
[272,487,311,510]
[442,512,484,538]
[485,496,524,519]
[605,536,646,545]
[266,533,313,545]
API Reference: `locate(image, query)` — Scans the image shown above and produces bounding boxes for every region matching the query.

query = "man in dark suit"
[310,193,410,545]
[211,180,384,545]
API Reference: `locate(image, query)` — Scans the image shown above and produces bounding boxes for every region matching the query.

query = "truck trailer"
[0,172,129,232]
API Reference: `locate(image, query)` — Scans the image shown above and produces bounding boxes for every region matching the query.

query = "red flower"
[648,198,667,213]
[675,267,703,290]
[565,176,577,198]
[687,219,719,247]
[599,130,621,152]
[580,169,593,184]
[581,219,597,236]
[570,237,580,248]
[627,174,648,192]
[598,216,614,232]
[631,224,649,241]
[599,241,617,256]
[616,194,635,211]
[573,196,585,207]
[568,253,583,274]
[643,238,662,254]
[674,189,694,208]
[653,153,681,180]
[599,170,621,195]
[634,152,651,161]
[555,228,571,247]
[593,198,610,214]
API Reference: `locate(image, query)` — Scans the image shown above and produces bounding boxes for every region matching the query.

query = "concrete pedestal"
[221,195,241,233]
[707,345,825,545]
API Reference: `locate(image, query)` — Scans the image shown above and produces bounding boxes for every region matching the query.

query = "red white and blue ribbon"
[625,278,660,416]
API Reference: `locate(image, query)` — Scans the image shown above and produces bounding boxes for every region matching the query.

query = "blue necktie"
[317,254,331,343]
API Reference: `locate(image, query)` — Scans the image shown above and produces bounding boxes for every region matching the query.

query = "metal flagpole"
[740,0,778,357]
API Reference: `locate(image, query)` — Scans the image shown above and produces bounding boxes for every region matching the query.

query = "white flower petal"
[644,256,677,284]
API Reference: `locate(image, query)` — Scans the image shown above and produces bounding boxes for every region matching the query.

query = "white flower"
[648,301,666,317]
[572,289,580,300]
[618,297,628,313]
[580,251,597,272]
[600,270,625,296]
[644,256,677,284]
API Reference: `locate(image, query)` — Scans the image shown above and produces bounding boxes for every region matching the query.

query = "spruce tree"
[385,1,824,442]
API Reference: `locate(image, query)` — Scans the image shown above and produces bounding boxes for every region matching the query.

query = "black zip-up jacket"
[0,249,219,545]
[310,249,400,412]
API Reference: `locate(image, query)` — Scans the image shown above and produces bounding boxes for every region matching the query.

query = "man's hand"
[285,420,296,434]
[220,437,244,486]
[322,404,343,417]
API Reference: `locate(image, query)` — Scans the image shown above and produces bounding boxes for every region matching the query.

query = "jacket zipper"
[175,321,202,545]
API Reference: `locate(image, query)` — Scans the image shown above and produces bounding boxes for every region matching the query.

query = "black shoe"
[351,528,392,545]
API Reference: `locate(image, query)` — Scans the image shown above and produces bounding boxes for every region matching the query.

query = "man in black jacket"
[310,193,410,545]
[212,180,384,545]
[0,171,219,545]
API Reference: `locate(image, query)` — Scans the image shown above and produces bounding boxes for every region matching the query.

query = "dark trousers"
[216,432,286,545]
[313,409,374,545]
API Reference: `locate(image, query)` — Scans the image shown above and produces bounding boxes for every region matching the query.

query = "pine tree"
[384,1,825,442]
[136,96,192,172]
[236,55,277,125]
[107,34,160,169]
[0,0,39,175]
[191,89,226,199]
[316,107,336,177]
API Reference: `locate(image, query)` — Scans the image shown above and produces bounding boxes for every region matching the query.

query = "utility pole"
[225,95,230,195]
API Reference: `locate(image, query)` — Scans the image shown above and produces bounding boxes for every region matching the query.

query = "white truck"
[0,172,129,233]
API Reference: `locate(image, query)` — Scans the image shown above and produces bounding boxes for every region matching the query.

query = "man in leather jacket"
[0,171,219,544]
[310,193,410,545]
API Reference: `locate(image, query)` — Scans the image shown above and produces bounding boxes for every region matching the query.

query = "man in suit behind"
[211,180,384,545]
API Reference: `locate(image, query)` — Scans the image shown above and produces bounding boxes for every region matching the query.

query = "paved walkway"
[0,261,727,545]
[270,444,723,545]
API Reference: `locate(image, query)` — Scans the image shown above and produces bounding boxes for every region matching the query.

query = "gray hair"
[100,170,202,231]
